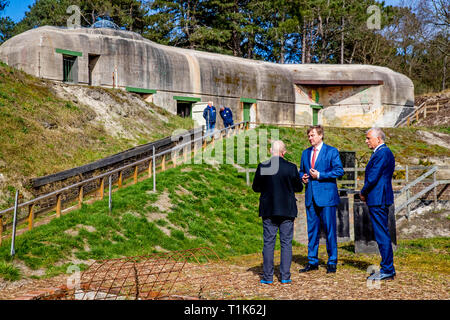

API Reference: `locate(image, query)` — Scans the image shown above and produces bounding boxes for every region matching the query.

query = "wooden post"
[433,170,437,210]
[28,204,34,231]
[436,102,440,112]
[424,106,427,118]
[416,112,419,122]
[173,151,177,168]
[211,135,215,149]
[0,216,3,246]
[78,185,83,208]
[118,171,123,188]
[162,155,166,171]
[133,165,138,184]
[99,177,105,200]
[56,194,62,218]
[406,165,410,218]
[407,117,410,127]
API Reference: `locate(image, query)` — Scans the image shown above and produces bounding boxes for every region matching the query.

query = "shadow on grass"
[339,258,374,272]
[340,243,355,253]
[246,254,329,282]
[246,264,295,282]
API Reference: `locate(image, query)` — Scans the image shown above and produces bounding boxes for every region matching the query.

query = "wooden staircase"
[395,101,443,127]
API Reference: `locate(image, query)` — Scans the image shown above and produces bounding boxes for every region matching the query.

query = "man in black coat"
[252,140,303,284]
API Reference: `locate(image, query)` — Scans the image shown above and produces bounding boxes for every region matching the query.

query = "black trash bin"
[320,190,351,243]
[353,194,397,254]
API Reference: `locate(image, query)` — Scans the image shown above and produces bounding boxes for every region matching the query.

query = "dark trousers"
[368,205,395,274]
[306,203,338,266]
[224,121,233,128]
[262,216,294,282]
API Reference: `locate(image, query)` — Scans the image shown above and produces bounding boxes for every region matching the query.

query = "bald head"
[270,140,286,157]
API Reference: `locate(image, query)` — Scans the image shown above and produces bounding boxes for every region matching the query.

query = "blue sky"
[2,0,406,23]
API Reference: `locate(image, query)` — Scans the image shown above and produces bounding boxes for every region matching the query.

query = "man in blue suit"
[361,127,396,281]
[299,125,344,274]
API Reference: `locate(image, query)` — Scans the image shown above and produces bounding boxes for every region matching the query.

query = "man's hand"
[302,173,309,184]
[360,194,366,202]
[309,168,319,179]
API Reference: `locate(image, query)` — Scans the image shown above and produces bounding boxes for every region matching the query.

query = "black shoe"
[299,264,319,273]
[326,264,337,273]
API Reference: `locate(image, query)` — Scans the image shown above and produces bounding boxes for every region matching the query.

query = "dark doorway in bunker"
[88,54,100,86]
[177,101,192,118]
[63,55,77,83]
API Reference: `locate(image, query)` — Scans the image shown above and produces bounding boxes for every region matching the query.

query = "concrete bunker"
[0,26,415,128]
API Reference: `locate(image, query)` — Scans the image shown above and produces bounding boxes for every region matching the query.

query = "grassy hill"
[0,62,448,284]
[0,61,194,210]
[0,162,261,279]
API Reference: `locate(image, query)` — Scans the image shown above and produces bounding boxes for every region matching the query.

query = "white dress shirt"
[373,143,385,153]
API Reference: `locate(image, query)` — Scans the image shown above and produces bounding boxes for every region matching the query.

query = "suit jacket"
[252,156,303,218]
[361,144,395,206]
[219,107,233,124]
[299,143,344,207]
[202,105,216,124]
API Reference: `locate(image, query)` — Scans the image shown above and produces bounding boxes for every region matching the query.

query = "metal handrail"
[395,180,450,213]
[0,121,249,219]
[394,101,426,127]
[396,166,438,197]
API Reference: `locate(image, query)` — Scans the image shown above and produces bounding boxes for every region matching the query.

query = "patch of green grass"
[0,62,194,209]
[0,261,21,281]
[0,162,264,277]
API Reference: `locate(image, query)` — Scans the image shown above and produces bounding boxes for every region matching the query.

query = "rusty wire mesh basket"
[48,247,236,300]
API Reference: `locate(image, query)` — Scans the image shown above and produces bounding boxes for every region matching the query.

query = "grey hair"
[271,140,286,155]
[367,127,386,141]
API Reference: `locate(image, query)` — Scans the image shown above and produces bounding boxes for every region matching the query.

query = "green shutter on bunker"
[63,55,77,83]
[55,48,82,84]
[243,102,251,122]
[310,104,323,126]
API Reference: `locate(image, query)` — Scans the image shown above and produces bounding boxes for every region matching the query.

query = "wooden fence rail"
[0,121,250,245]
[1,121,448,246]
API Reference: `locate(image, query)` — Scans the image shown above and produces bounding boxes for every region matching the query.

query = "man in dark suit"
[361,127,396,281]
[299,125,344,274]
[252,140,303,284]
[202,101,216,137]
[219,106,234,128]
